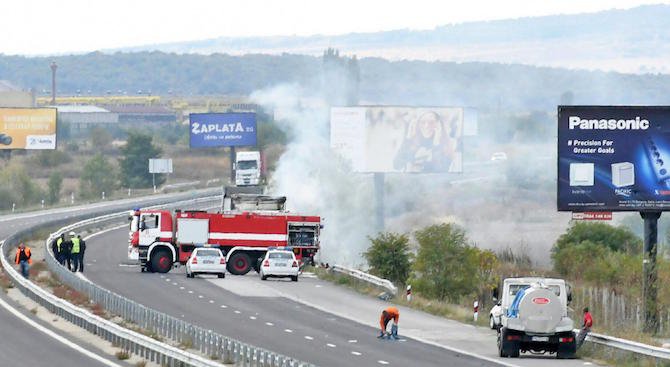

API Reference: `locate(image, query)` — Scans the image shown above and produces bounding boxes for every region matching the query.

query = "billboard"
[0,108,57,150]
[330,106,463,173]
[557,106,670,211]
[189,113,256,148]
[149,158,173,174]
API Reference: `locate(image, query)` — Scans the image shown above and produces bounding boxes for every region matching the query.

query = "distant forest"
[2,51,670,112]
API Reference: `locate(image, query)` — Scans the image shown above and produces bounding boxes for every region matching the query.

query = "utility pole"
[50,61,58,105]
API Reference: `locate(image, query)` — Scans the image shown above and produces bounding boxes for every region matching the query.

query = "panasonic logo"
[569,116,649,130]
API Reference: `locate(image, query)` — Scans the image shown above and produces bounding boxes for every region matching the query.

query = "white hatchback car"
[186,247,226,279]
[260,250,299,281]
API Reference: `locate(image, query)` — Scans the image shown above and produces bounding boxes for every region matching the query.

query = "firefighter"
[14,243,32,278]
[70,231,82,272]
[378,306,400,339]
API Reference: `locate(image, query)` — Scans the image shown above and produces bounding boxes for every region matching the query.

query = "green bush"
[363,232,412,286]
[413,223,480,302]
[79,153,117,199]
[32,150,72,167]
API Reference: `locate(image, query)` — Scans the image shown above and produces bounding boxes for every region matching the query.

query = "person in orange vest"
[15,243,32,279]
[378,306,400,339]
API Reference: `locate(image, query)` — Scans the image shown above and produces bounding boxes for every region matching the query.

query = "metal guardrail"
[580,330,670,360]
[330,264,397,296]
[3,195,316,367]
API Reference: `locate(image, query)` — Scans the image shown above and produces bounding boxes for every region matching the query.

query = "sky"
[2,0,669,55]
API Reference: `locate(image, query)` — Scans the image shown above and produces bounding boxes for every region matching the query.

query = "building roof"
[105,105,174,114]
[54,105,111,113]
[0,80,23,92]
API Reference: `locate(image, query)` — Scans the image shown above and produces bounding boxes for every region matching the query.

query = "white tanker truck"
[496,277,576,359]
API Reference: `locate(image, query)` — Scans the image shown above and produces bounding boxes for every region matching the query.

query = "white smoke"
[251,84,376,267]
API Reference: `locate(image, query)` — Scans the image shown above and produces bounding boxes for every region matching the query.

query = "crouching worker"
[378,306,400,339]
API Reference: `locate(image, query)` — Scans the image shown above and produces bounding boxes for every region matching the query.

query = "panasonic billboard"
[558,106,670,211]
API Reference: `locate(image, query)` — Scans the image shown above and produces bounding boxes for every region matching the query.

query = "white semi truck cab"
[235,151,261,186]
[497,277,576,359]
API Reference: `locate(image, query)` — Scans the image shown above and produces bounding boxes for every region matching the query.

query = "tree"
[47,171,63,205]
[80,153,117,199]
[413,223,480,302]
[0,164,42,207]
[88,126,112,152]
[363,232,412,286]
[119,132,163,188]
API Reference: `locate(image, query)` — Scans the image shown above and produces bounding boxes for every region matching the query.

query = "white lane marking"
[583,363,593,366]
[117,264,136,267]
[220,305,227,309]
[0,296,123,367]
[249,316,257,320]
[284,329,293,333]
[188,291,193,294]
[198,295,203,299]
[378,361,389,365]
[160,276,165,278]
[348,339,357,343]
[314,285,322,288]
[234,310,241,314]
[265,322,274,326]
[209,300,214,304]
[179,287,184,290]
[351,351,362,356]
[165,279,170,282]
[327,343,336,348]
[172,283,177,286]
[304,336,313,340]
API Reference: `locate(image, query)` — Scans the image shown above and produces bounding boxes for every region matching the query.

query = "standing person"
[63,232,74,271]
[70,232,81,272]
[577,307,593,349]
[76,234,86,273]
[378,306,400,339]
[51,233,66,265]
[14,243,32,279]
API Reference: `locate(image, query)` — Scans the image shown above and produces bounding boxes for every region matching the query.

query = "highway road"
[84,226,595,367]
[0,191,216,367]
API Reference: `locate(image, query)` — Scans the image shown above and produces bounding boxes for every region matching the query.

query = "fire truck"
[127,196,321,275]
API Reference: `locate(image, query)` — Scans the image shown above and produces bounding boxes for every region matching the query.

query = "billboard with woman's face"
[330,106,463,173]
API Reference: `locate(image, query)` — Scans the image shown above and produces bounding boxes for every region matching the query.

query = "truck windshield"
[237,160,257,170]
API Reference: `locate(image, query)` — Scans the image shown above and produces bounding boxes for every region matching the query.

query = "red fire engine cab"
[128,205,321,275]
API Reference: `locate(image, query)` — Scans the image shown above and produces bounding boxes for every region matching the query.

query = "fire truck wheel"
[227,253,252,275]
[291,276,298,282]
[151,249,172,274]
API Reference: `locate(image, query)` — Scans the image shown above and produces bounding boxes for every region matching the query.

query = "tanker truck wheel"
[227,253,252,275]
[556,332,576,359]
[150,249,172,274]
[499,328,520,358]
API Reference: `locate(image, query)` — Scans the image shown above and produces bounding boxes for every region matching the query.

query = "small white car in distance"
[489,302,503,329]
[186,247,226,279]
[260,249,299,282]
[490,152,508,161]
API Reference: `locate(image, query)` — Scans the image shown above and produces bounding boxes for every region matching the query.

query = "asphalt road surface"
[85,227,502,367]
[84,225,597,367]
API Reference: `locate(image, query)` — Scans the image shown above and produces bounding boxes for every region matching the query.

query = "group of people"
[51,231,86,272]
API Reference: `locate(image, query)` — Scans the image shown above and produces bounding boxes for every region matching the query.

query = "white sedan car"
[186,247,226,279]
[260,250,299,281]
[489,302,503,329]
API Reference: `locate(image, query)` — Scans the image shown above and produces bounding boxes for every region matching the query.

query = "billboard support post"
[230,146,236,185]
[641,211,661,333]
[374,172,385,231]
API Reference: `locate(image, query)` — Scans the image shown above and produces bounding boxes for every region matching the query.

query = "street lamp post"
[50,61,57,105]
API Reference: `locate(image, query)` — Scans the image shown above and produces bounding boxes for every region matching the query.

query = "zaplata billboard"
[558,106,670,211]
[189,112,256,148]
[0,108,57,149]
[330,106,463,173]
